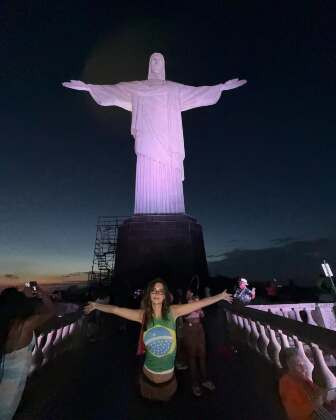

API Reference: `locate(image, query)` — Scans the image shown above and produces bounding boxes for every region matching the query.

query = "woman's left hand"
[222,290,233,303]
[84,302,97,315]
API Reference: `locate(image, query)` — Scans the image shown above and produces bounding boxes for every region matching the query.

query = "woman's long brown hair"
[0,288,35,381]
[141,278,171,327]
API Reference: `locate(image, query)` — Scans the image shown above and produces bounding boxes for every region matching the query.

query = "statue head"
[148,52,165,80]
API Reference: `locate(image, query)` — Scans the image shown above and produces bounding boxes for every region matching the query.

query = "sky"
[1,1,336,283]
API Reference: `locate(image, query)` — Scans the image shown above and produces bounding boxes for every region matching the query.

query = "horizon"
[1,237,335,288]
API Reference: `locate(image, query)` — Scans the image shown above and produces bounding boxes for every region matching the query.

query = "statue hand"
[221,78,247,91]
[62,80,89,91]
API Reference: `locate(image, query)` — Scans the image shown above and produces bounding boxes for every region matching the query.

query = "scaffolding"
[89,216,128,285]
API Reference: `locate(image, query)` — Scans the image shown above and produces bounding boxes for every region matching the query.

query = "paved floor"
[15,306,286,420]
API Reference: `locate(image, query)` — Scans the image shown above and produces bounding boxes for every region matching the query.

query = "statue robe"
[88,80,222,214]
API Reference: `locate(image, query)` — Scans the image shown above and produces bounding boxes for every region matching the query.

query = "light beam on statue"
[63,52,246,215]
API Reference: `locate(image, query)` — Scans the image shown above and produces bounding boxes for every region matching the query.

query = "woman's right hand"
[84,302,97,315]
[222,290,233,304]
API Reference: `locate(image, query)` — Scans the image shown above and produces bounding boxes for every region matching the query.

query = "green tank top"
[143,311,176,373]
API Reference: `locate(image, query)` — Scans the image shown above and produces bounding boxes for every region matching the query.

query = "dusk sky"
[1,1,335,282]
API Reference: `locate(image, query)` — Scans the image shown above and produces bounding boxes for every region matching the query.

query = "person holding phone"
[183,294,216,397]
[0,284,55,419]
[84,278,233,401]
[233,278,256,306]
[24,281,38,294]
[279,347,333,419]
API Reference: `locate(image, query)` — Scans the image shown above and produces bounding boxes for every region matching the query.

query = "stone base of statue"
[114,214,208,292]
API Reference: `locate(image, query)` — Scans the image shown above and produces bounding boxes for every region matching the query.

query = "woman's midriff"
[143,366,174,384]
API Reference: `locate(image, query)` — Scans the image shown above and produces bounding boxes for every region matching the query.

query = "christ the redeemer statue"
[63,53,246,214]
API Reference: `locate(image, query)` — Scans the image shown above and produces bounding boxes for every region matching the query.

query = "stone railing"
[248,302,336,331]
[29,310,86,375]
[222,302,336,407]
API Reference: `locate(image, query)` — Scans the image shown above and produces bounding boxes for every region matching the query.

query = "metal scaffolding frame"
[88,216,128,285]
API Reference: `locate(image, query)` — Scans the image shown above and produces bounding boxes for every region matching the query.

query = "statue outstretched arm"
[220,78,247,91]
[180,78,247,112]
[62,80,89,91]
[62,80,132,111]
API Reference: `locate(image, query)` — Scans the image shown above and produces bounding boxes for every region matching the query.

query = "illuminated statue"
[63,53,246,214]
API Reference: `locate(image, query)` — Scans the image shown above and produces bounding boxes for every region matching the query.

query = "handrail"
[222,301,336,411]
[221,302,336,354]
[30,310,85,375]
[37,310,83,334]
[248,302,336,331]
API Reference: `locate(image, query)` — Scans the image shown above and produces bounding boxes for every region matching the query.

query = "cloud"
[62,272,90,278]
[270,237,297,244]
[207,252,227,259]
[208,238,336,286]
[3,274,20,279]
[207,240,240,259]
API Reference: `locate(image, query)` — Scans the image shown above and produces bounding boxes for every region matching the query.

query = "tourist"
[233,278,255,305]
[186,288,194,301]
[175,288,188,371]
[279,347,331,420]
[183,294,215,397]
[84,278,232,401]
[51,290,62,302]
[0,284,55,420]
[265,279,278,302]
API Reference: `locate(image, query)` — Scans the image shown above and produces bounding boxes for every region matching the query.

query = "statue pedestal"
[114,214,208,291]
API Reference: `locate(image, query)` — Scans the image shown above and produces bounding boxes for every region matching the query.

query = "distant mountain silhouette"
[208,238,336,286]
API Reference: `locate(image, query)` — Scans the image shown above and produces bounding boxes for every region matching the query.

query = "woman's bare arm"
[84,302,144,323]
[171,291,232,319]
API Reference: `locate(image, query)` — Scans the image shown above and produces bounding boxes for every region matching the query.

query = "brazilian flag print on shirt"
[143,312,176,373]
